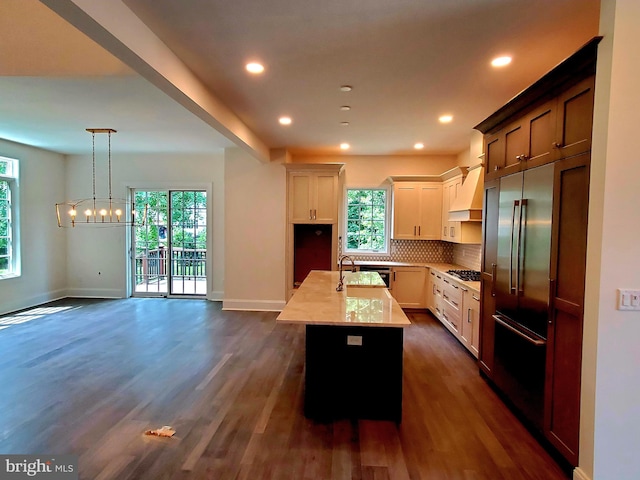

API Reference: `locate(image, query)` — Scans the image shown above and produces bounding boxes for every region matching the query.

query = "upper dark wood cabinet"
[553,76,596,160]
[478,36,601,181]
[484,132,505,180]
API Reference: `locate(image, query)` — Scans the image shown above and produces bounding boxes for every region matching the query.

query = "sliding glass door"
[132,190,207,297]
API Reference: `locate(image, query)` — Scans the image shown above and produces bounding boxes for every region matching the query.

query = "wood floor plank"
[0,299,571,480]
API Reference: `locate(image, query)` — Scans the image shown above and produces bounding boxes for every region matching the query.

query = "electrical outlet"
[617,289,640,311]
[347,335,363,346]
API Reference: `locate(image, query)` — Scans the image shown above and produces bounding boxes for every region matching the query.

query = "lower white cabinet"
[427,267,479,358]
[459,288,480,358]
[390,267,426,308]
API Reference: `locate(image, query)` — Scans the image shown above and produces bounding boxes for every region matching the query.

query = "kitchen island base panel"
[304,325,403,423]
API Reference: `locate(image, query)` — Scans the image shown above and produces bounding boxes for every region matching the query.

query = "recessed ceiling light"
[340,143,350,150]
[279,116,292,125]
[245,62,265,74]
[340,105,351,111]
[439,114,453,124]
[340,122,350,126]
[491,56,512,67]
[414,143,424,150]
[340,85,353,92]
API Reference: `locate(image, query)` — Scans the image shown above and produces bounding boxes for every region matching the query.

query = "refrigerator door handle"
[491,263,497,297]
[493,314,546,346]
[516,198,528,296]
[509,199,520,295]
[548,278,556,324]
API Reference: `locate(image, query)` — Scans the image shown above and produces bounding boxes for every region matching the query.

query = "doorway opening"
[132,190,207,297]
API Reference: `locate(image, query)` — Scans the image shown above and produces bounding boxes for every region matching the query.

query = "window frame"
[343,185,390,256]
[0,156,20,280]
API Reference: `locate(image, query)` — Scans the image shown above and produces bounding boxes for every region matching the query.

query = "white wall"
[0,138,67,315]
[581,1,640,479]
[223,148,287,310]
[223,148,286,310]
[64,151,225,300]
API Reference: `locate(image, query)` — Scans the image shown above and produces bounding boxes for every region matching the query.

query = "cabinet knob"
[494,165,500,171]
[552,141,563,149]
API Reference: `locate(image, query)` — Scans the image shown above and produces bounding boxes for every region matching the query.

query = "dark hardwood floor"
[0,298,569,480]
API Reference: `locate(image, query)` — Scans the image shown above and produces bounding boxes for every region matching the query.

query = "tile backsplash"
[452,243,482,270]
[344,239,454,263]
[340,237,482,268]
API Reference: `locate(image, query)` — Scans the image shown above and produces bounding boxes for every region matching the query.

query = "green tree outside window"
[346,189,387,252]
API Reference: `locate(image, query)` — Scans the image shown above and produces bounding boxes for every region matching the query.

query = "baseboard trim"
[66,288,124,299]
[0,289,68,316]
[573,467,591,480]
[222,299,285,312]
[207,290,224,301]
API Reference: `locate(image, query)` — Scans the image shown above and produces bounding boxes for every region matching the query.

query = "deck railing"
[135,247,206,284]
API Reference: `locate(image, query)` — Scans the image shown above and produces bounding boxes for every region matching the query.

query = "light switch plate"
[617,289,640,311]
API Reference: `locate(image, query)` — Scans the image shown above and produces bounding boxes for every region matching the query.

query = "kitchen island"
[277,270,411,422]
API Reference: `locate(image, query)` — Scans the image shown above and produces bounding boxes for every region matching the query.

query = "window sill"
[0,272,21,281]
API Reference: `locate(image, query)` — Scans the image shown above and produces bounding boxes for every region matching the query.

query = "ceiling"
[0,0,600,157]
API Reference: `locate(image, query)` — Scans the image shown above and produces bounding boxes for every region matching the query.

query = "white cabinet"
[441,275,462,336]
[392,182,442,240]
[391,266,426,308]
[288,170,339,223]
[441,172,482,244]
[441,175,463,241]
[427,267,480,357]
[427,269,444,318]
[460,288,480,358]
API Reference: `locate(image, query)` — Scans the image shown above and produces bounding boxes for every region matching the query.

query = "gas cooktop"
[446,269,481,282]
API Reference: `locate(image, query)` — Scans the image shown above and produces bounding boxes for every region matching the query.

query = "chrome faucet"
[336,255,356,291]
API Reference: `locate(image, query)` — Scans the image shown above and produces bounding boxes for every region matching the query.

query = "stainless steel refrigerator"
[493,162,554,430]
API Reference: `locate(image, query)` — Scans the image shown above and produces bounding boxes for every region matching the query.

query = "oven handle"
[493,314,546,346]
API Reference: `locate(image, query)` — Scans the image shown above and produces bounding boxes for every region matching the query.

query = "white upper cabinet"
[287,165,343,224]
[391,181,442,240]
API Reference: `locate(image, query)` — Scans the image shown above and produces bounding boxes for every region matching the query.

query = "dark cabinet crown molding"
[475,36,602,135]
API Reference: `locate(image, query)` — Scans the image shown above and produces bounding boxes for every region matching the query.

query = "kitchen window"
[0,156,19,279]
[344,187,389,254]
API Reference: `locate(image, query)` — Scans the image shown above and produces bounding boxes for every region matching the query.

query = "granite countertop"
[277,271,411,328]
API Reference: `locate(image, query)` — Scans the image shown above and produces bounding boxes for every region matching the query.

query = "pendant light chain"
[92,131,97,216]
[108,130,113,216]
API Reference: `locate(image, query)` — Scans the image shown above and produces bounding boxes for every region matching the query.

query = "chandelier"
[55,128,147,228]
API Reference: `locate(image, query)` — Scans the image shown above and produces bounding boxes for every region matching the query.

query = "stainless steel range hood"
[449,164,484,222]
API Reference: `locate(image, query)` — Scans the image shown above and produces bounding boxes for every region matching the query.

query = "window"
[0,157,19,278]
[345,188,389,254]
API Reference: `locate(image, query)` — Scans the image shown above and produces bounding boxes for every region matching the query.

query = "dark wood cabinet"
[526,100,557,167]
[553,76,595,160]
[479,179,499,376]
[484,100,556,180]
[545,153,590,466]
[484,132,505,180]
[476,37,600,468]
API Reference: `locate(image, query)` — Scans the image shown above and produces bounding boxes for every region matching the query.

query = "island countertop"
[277,270,411,328]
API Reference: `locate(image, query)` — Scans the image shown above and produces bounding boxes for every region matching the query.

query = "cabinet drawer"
[442,301,461,333]
[441,276,462,307]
